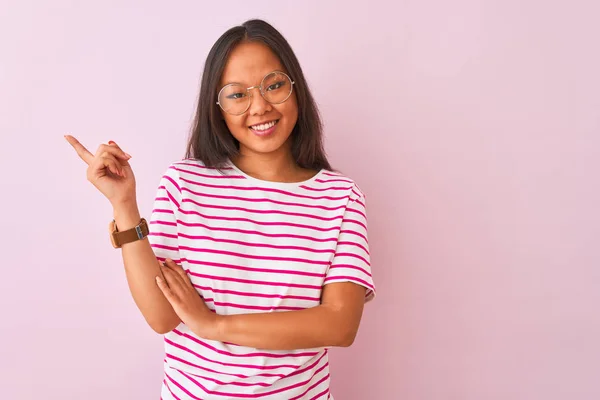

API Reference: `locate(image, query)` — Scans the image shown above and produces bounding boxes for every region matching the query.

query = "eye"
[226,92,247,100]
[266,81,285,91]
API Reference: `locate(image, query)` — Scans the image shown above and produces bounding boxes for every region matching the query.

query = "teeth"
[251,120,277,131]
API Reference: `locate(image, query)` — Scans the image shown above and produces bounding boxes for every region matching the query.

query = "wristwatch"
[109,218,149,248]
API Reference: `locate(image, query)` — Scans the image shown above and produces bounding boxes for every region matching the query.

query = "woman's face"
[218,41,299,158]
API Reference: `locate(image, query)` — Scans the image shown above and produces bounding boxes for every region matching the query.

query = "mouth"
[249,119,280,136]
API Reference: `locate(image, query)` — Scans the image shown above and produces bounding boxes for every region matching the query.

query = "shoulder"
[318,169,366,203]
[163,158,235,178]
[159,158,242,191]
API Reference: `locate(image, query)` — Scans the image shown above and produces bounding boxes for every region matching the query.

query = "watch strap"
[110,218,149,248]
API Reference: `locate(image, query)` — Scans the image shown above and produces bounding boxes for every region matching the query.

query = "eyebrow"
[220,70,288,87]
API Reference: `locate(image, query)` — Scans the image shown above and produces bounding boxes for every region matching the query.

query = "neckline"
[226,159,325,188]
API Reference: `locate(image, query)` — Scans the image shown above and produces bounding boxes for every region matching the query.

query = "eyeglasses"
[216,71,295,116]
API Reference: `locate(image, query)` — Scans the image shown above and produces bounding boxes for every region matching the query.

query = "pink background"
[1,1,599,399]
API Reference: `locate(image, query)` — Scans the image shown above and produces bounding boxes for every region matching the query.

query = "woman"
[66,19,375,400]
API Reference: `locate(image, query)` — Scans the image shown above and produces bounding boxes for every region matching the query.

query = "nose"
[247,86,272,116]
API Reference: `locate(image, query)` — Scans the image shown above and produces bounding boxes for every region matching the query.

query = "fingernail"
[125,153,132,159]
[156,276,162,283]
[109,140,116,145]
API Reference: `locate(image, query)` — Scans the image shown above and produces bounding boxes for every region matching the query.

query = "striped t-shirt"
[148,159,375,400]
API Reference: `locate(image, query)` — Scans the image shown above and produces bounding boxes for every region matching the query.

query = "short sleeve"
[147,164,182,263]
[324,186,375,302]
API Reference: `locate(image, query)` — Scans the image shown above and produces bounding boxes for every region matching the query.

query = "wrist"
[213,314,226,341]
[192,313,226,342]
[112,201,141,231]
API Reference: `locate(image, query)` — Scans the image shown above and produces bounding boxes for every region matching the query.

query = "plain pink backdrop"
[1,1,599,399]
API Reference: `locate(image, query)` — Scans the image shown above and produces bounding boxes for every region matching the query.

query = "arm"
[208,282,366,350]
[155,260,367,350]
[65,135,180,334]
[114,201,181,334]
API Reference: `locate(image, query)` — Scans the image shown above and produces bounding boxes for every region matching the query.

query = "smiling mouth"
[249,119,279,132]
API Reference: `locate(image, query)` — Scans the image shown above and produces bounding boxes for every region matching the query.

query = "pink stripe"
[322,172,343,177]
[150,244,180,256]
[177,161,234,170]
[153,208,174,215]
[174,219,338,243]
[172,329,318,359]
[166,190,181,209]
[315,178,352,184]
[203,297,305,311]
[332,252,370,266]
[342,218,367,230]
[346,207,367,220]
[167,354,259,379]
[193,285,320,302]
[149,232,178,239]
[309,387,330,400]
[181,187,348,211]
[351,188,361,198]
[299,185,352,192]
[165,338,300,370]
[165,372,201,400]
[356,198,366,208]
[154,254,326,277]
[162,175,182,193]
[328,264,372,277]
[339,229,368,242]
[336,240,370,255]
[166,355,271,386]
[172,165,245,179]
[182,197,344,222]
[178,208,341,233]
[289,372,330,400]
[187,258,323,276]
[150,220,177,227]
[164,378,182,400]
[178,247,331,267]
[323,275,375,291]
[284,351,328,379]
[186,271,322,290]
[180,176,349,201]
[176,233,335,254]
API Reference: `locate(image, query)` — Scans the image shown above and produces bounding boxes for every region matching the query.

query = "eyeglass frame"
[216,70,296,115]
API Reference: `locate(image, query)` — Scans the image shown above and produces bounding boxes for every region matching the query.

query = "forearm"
[113,201,180,333]
[204,305,356,351]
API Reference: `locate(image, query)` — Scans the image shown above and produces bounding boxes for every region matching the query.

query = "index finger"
[64,135,94,165]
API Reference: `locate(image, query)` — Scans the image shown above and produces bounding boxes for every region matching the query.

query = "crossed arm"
[155,259,367,350]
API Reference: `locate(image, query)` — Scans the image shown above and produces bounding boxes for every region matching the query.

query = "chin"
[242,139,290,155]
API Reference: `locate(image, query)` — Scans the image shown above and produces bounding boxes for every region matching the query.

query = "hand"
[155,259,218,338]
[64,135,136,207]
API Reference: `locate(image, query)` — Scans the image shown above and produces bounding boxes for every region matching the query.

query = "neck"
[231,142,307,183]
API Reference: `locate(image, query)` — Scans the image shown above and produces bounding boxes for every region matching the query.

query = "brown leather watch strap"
[110,218,149,248]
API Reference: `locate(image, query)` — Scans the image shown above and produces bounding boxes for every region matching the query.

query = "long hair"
[185,19,332,171]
